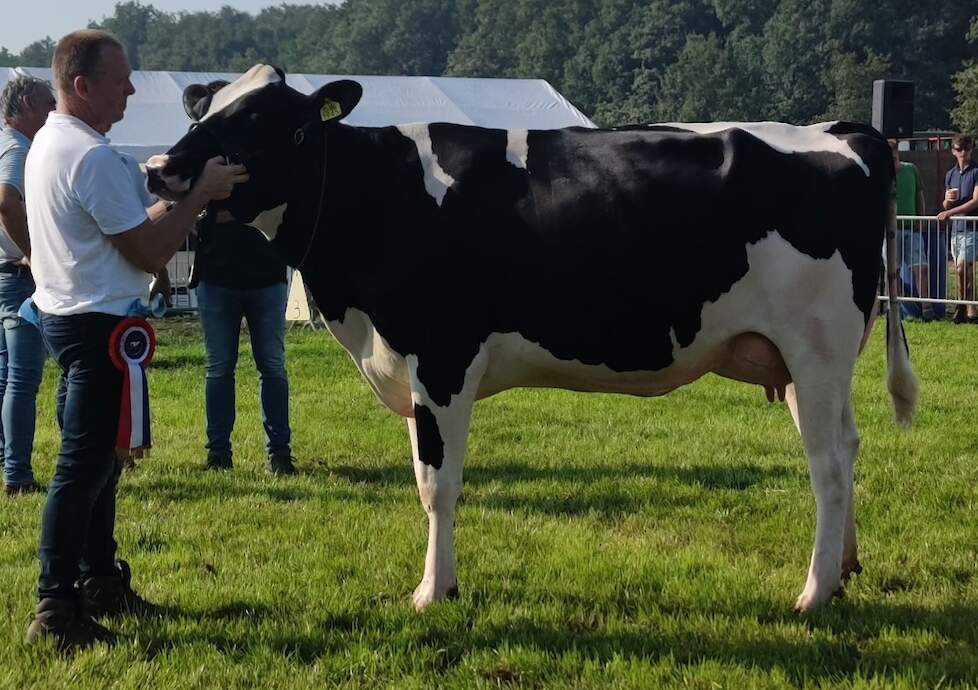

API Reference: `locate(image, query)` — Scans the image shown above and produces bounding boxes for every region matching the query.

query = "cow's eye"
[249,113,262,124]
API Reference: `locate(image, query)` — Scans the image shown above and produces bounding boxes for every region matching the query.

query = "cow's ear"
[183,83,211,121]
[310,80,362,124]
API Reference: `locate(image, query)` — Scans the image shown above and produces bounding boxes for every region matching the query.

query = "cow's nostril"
[146,171,166,195]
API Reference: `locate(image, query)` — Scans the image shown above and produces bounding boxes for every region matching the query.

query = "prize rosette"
[109,317,157,454]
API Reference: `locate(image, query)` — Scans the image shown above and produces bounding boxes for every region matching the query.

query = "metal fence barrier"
[164,244,196,312]
[881,215,978,319]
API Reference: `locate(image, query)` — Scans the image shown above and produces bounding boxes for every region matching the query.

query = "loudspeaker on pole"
[872,80,915,138]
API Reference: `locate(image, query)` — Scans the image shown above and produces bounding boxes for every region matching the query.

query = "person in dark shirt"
[937,134,978,323]
[191,208,296,474]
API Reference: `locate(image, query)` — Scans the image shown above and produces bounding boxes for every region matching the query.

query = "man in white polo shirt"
[24,29,247,651]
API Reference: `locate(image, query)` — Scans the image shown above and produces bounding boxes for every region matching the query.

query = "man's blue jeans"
[37,311,123,600]
[0,270,45,486]
[196,281,291,457]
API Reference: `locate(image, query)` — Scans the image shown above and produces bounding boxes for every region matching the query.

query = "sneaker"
[205,450,232,471]
[77,560,158,618]
[267,452,297,476]
[25,597,116,652]
[4,481,45,497]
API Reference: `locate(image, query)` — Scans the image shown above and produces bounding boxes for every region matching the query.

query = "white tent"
[1,67,595,317]
[2,67,596,162]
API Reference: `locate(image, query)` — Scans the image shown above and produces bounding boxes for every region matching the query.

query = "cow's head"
[146,64,362,222]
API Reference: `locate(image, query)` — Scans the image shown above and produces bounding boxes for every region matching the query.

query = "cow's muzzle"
[145,154,192,199]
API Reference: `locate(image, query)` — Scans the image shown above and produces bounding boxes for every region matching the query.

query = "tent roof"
[2,67,595,161]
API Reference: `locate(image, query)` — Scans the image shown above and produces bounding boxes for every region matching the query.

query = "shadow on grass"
[461,601,978,685]
[330,461,797,517]
[121,472,398,507]
[121,460,796,519]
[131,592,978,685]
[331,461,795,490]
[120,460,803,515]
[123,477,319,503]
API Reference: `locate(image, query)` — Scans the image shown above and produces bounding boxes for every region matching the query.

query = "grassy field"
[1,316,976,689]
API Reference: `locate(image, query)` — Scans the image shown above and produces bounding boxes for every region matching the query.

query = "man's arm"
[937,188,978,222]
[0,184,30,258]
[109,157,247,274]
[146,200,172,222]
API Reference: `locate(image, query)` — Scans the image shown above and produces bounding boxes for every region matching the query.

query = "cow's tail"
[883,195,919,427]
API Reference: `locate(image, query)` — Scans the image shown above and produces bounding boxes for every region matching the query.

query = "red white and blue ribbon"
[109,317,156,453]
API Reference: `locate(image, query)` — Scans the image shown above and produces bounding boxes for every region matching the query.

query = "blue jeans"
[196,281,291,456]
[37,311,124,600]
[0,271,45,486]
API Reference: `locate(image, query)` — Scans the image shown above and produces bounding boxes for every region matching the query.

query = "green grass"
[1,317,977,689]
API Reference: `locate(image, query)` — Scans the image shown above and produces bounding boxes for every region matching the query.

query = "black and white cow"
[147,65,918,613]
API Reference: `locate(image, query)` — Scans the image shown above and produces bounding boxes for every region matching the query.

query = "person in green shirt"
[889,140,932,320]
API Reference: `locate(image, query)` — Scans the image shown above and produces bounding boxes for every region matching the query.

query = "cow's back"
[310,120,891,404]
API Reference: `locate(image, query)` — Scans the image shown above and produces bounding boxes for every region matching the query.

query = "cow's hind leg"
[790,368,854,613]
[406,352,486,611]
[787,382,862,583]
[839,397,862,583]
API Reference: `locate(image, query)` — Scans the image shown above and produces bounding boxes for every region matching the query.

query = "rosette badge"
[109,317,157,454]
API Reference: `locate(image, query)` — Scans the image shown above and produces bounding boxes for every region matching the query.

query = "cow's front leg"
[406,352,485,611]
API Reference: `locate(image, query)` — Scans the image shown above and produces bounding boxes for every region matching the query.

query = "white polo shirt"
[26,113,149,316]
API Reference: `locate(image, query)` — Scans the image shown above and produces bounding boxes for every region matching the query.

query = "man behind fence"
[889,139,933,320]
[938,134,978,324]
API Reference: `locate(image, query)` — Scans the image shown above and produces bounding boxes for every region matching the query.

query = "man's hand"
[937,210,953,223]
[192,157,249,202]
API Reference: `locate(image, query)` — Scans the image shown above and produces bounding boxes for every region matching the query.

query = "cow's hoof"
[793,583,840,614]
[412,580,459,611]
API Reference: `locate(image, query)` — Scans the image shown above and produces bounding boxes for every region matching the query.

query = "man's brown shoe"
[78,560,159,618]
[25,598,116,652]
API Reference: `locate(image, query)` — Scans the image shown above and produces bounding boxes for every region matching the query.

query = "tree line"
[2,0,976,132]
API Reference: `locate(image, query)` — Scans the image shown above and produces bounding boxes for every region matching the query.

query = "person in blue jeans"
[0,75,56,495]
[192,207,296,475]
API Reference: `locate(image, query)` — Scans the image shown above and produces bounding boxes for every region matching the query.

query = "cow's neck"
[270,129,323,268]
[274,124,383,319]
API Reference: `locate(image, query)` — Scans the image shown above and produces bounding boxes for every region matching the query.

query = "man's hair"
[951,134,974,150]
[0,75,51,123]
[51,29,125,94]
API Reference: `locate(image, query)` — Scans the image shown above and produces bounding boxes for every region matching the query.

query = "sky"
[1,0,325,54]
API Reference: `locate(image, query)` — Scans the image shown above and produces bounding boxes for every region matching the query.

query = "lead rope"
[296,128,329,271]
